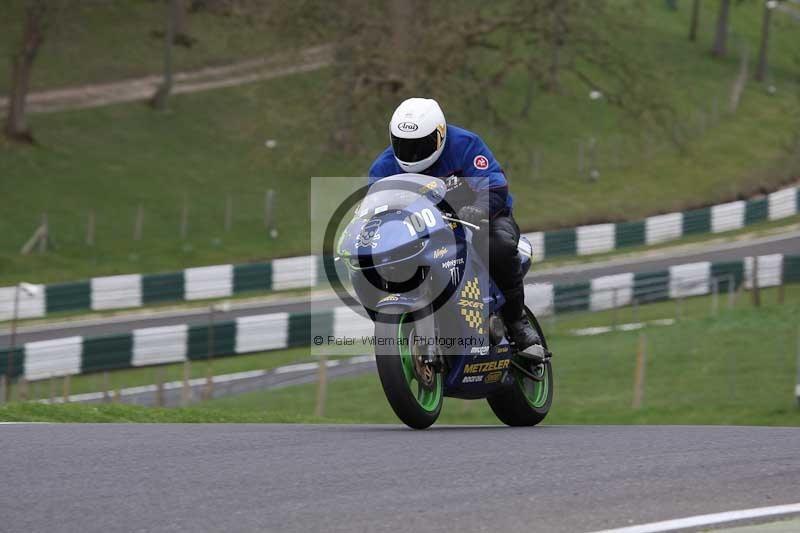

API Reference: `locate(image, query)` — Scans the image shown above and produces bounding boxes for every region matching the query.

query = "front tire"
[487,308,553,427]
[374,309,443,429]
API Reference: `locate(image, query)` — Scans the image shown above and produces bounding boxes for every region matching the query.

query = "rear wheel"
[487,308,553,427]
[374,309,443,429]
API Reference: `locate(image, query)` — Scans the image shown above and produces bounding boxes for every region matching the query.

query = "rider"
[368,97,540,350]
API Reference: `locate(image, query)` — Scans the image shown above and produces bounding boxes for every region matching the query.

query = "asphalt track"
[1,424,798,533]
[3,229,800,345]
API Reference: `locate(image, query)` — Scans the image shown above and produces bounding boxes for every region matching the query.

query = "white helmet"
[389,98,447,173]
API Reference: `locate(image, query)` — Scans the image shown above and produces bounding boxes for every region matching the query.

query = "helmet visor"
[391,130,440,164]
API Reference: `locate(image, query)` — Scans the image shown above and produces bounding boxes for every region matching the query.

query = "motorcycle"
[335,174,553,429]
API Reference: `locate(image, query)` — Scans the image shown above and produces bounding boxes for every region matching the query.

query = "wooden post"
[752,256,761,308]
[611,288,618,330]
[632,332,647,409]
[180,192,189,239]
[711,278,719,317]
[181,360,191,406]
[778,275,785,305]
[155,367,165,407]
[18,378,28,401]
[86,209,95,246]
[49,375,55,402]
[62,375,71,403]
[224,194,232,232]
[133,204,144,241]
[0,375,6,405]
[314,355,328,418]
[795,325,800,407]
[727,274,735,310]
[113,388,121,404]
[204,304,214,401]
[203,370,213,401]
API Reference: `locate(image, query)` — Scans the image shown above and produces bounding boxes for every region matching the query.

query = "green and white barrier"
[2,254,798,382]
[1,185,797,321]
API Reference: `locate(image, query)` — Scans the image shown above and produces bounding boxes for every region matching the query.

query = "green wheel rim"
[398,314,443,412]
[517,363,550,409]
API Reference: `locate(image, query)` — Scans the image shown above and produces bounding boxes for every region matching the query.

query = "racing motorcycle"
[334,174,553,429]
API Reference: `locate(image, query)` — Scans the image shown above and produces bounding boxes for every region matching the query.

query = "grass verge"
[5,285,799,425]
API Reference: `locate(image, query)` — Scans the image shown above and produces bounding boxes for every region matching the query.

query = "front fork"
[413,309,440,367]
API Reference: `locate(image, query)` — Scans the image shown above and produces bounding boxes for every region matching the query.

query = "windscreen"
[357,175,446,218]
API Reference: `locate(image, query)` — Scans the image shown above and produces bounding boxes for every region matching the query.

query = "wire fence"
[2,185,799,322]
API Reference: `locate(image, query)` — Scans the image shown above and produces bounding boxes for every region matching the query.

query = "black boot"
[502,288,541,350]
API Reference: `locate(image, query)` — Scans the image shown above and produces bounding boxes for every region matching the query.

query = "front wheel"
[487,308,553,427]
[374,309,443,429]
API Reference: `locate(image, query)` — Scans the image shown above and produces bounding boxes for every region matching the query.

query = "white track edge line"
[588,502,800,533]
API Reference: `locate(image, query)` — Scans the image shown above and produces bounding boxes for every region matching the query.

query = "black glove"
[457,205,489,227]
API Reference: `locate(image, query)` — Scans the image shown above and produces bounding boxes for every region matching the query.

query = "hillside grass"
[0,1,798,286]
[4,285,799,425]
[0,1,318,93]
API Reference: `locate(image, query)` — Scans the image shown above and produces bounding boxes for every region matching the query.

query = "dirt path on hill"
[0,44,333,114]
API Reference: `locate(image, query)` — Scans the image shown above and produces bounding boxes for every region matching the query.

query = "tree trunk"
[4,1,47,143]
[173,0,195,47]
[689,0,701,42]
[711,0,730,58]
[151,0,176,110]
[754,1,772,82]
[546,0,566,94]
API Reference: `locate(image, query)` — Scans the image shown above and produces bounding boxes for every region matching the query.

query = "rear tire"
[487,308,553,427]
[374,308,443,429]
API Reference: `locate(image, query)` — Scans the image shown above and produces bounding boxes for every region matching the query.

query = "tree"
[755,0,776,82]
[711,0,731,57]
[173,0,194,47]
[151,0,179,110]
[689,0,701,42]
[4,0,48,143]
[317,1,677,152]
